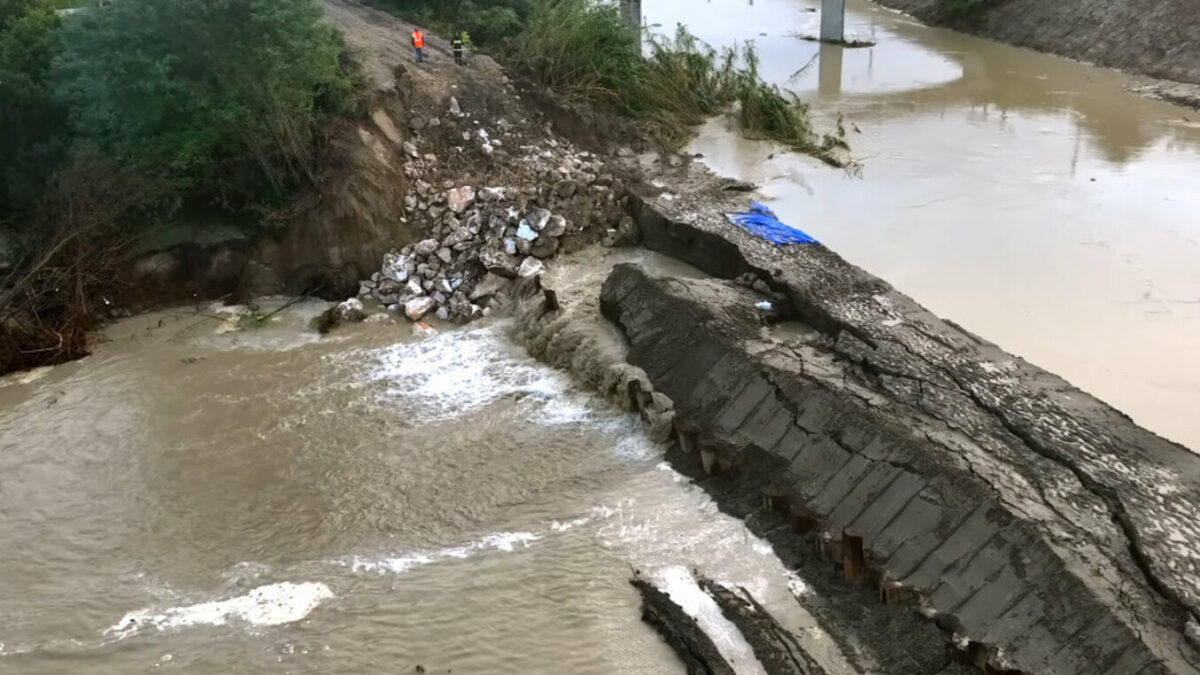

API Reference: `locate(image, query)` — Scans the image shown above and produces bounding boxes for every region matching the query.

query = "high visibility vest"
[412,30,425,48]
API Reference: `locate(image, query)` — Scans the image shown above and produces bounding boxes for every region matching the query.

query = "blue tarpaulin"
[725,202,818,246]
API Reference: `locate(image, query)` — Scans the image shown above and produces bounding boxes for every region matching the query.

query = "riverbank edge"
[870,0,1200,110]
[507,167,1200,672]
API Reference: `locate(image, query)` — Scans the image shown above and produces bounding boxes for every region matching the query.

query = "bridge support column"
[620,0,643,41]
[820,0,845,43]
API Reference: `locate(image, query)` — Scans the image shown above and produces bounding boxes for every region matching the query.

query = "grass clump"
[375,0,837,159]
[510,0,834,159]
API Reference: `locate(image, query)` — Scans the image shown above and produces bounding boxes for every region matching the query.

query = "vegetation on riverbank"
[372,0,833,156]
[1,0,363,373]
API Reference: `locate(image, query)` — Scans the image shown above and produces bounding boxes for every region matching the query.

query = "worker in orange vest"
[412,28,425,63]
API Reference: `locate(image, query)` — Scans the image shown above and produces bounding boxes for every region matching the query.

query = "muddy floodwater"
[0,265,854,673]
[648,0,1200,451]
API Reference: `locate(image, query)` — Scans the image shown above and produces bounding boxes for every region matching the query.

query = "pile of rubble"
[356,184,567,322]
[345,93,636,326]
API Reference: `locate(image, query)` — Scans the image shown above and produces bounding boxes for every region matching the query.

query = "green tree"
[0,0,66,218]
[53,0,359,212]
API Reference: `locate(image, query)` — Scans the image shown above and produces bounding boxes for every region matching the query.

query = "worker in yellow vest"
[412,28,425,63]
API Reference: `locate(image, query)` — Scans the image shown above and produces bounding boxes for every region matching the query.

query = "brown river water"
[3,2,1199,673]
[0,257,854,673]
[651,0,1200,451]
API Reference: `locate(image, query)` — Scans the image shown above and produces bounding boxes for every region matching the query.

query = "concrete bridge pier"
[820,0,845,42]
[620,0,643,40]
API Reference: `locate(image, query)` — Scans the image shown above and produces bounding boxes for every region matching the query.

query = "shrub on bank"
[0,0,365,375]
[469,0,822,153]
[54,0,362,213]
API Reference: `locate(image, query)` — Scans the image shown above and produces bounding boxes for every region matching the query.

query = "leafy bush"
[0,1,67,217]
[53,0,361,212]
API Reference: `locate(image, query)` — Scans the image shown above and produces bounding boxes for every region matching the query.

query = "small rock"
[470,272,510,301]
[449,96,462,115]
[543,215,567,238]
[436,247,453,264]
[531,237,560,259]
[503,238,518,256]
[554,179,577,198]
[377,278,404,297]
[365,313,392,324]
[481,249,520,278]
[614,215,640,246]
[381,253,409,282]
[404,296,437,321]
[617,146,635,158]
[413,238,439,256]
[527,209,552,232]
[516,221,539,241]
[481,143,494,155]
[517,257,544,278]
[516,237,533,256]
[334,298,366,323]
[446,186,476,214]
[411,321,438,338]
[435,306,450,321]
[403,141,419,158]
[377,293,399,305]
[668,154,684,167]
[479,187,507,202]
[405,278,424,296]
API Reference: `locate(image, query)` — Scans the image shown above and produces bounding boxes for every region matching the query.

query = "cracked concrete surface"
[592,187,1200,673]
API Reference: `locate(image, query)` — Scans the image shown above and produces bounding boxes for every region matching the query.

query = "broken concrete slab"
[601,253,1200,674]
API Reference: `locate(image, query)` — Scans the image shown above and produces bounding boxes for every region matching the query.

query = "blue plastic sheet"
[725,202,818,246]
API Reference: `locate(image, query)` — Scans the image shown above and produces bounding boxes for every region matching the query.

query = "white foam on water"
[653,566,767,675]
[349,530,543,574]
[349,505,624,574]
[364,324,571,421]
[104,581,333,641]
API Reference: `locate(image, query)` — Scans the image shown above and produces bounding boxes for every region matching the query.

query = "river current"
[4,1,1199,673]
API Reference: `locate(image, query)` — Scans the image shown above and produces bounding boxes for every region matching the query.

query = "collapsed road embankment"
[580,187,1200,673]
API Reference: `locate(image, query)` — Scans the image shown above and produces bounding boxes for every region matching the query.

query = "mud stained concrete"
[584,183,1200,673]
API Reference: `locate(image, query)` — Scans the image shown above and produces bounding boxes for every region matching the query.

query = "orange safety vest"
[412,30,425,48]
